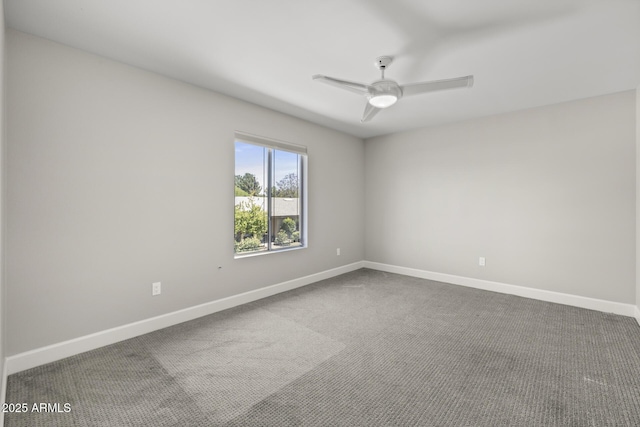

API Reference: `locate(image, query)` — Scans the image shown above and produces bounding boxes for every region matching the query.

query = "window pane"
[234,136,306,256]
[272,149,302,249]
[234,142,268,254]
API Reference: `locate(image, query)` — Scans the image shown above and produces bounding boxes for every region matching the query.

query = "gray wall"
[365,91,636,304]
[1,2,5,385]
[5,30,365,356]
[637,87,640,311]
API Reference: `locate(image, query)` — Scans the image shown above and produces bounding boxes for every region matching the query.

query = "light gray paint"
[5,30,364,356]
[637,87,640,310]
[365,91,636,304]
[1,2,6,388]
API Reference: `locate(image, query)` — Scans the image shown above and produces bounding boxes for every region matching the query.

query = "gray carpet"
[5,269,640,426]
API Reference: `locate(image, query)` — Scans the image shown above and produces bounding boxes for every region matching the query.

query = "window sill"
[234,245,307,259]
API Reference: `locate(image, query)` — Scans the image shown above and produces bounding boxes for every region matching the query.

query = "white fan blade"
[401,75,474,97]
[361,102,382,122]
[312,75,370,96]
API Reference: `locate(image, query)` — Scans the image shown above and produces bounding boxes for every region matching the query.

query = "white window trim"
[234,132,308,258]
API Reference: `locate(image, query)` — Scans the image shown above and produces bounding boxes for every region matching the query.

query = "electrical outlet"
[337,248,341,256]
[479,257,486,267]
[152,282,161,296]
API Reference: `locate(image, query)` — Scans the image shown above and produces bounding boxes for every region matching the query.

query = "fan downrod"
[375,56,392,79]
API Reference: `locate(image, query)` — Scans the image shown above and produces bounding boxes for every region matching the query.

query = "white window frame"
[234,131,308,257]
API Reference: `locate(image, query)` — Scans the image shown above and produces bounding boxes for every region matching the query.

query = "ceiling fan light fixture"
[368,94,398,108]
[368,79,402,109]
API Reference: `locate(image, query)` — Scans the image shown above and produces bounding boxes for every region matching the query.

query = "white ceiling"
[5,0,640,139]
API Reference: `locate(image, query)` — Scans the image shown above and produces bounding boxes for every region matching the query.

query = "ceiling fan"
[313,56,473,122]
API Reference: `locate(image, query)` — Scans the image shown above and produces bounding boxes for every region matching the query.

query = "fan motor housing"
[368,79,402,99]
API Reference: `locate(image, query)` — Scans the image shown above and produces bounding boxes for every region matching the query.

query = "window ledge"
[234,245,307,259]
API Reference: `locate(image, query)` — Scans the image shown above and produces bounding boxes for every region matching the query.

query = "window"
[234,132,307,256]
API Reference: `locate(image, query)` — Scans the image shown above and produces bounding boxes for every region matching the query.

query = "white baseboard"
[6,261,364,375]
[363,261,637,318]
[635,306,640,327]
